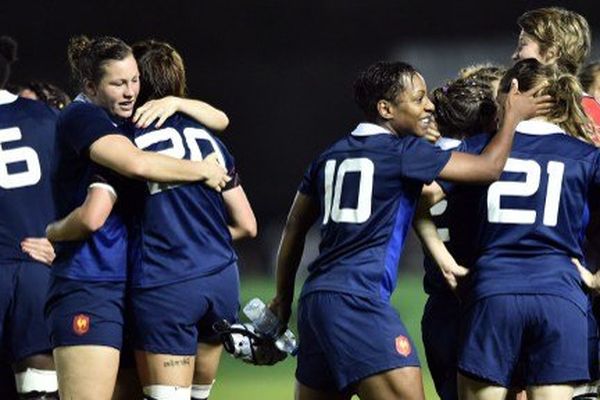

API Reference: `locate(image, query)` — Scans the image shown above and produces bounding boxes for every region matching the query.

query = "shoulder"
[15,97,59,121]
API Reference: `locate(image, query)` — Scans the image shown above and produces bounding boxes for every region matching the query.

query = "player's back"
[299,123,450,301]
[128,113,237,288]
[0,92,57,263]
[456,120,600,311]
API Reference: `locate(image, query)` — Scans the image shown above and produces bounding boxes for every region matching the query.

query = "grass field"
[211,274,437,399]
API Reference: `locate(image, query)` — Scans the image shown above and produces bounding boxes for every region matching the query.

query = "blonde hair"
[517,7,591,75]
[500,59,594,143]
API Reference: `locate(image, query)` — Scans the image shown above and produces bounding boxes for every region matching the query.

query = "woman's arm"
[413,183,468,290]
[222,186,257,240]
[46,185,116,242]
[133,96,229,132]
[269,192,319,327]
[89,135,230,190]
[438,80,553,183]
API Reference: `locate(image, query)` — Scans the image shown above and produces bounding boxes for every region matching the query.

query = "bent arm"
[89,134,229,189]
[46,186,116,242]
[222,186,257,240]
[438,80,553,184]
[134,96,230,131]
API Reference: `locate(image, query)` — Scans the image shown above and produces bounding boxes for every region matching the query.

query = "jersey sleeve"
[215,138,241,191]
[397,136,451,183]
[59,103,123,156]
[298,159,318,197]
[87,164,123,199]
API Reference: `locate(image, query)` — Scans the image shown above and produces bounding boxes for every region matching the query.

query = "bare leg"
[54,345,120,400]
[295,381,351,400]
[192,342,222,385]
[356,366,425,400]
[527,385,574,400]
[135,351,194,387]
[458,373,508,400]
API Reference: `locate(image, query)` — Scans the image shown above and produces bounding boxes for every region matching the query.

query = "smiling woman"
[44,35,231,400]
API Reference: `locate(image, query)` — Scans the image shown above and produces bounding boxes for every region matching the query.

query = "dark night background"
[2,0,599,272]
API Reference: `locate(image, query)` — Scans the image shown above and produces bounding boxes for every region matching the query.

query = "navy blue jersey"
[299,123,452,301]
[0,91,58,264]
[422,138,481,297]
[127,113,238,288]
[52,96,128,281]
[440,120,600,311]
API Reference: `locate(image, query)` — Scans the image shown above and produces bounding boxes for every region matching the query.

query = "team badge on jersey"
[395,335,411,357]
[73,314,90,336]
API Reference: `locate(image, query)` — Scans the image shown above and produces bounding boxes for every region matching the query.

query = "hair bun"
[0,36,17,63]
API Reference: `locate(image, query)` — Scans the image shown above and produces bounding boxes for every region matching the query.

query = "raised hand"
[133,96,181,129]
[572,258,600,292]
[503,79,554,122]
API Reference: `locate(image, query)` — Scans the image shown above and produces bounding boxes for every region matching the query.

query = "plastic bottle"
[242,298,298,355]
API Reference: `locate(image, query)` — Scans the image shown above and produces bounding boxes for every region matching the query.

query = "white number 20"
[487,158,564,226]
[134,127,226,194]
[0,127,41,189]
[322,158,374,224]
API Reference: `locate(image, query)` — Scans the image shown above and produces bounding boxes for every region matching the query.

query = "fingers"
[204,152,221,164]
[21,238,55,266]
[572,258,594,289]
[524,80,549,97]
[509,79,519,95]
[452,265,469,277]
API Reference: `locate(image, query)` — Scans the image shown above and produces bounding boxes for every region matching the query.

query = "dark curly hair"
[353,61,418,122]
[432,78,497,139]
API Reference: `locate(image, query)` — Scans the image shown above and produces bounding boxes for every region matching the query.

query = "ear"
[376,99,394,120]
[83,79,97,97]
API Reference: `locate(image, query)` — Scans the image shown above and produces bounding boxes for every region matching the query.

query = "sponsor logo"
[395,335,411,357]
[73,314,90,336]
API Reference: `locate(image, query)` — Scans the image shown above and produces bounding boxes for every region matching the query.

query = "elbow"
[214,113,230,132]
[79,210,106,233]
[240,219,258,239]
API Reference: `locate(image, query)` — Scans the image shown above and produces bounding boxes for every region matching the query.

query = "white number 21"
[487,158,564,226]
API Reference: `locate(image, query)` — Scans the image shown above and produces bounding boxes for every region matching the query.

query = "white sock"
[191,380,215,399]
[14,368,58,393]
[143,385,191,400]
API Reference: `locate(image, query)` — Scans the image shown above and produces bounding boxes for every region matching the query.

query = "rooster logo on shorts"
[73,314,90,336]
[395,335,411,357]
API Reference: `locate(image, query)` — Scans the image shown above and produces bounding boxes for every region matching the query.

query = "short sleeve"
[59,103,123,156]
[397,136,451,183]
[298,159,318,197]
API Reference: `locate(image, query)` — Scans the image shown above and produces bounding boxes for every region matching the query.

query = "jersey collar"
[0,90,18,105]
[515,119,566,136]
[351,122,393,137]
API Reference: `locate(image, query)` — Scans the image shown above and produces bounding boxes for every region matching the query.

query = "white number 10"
[487,158,564,226]
[322,158,374,224]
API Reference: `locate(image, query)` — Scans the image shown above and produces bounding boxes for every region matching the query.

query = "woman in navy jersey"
[421,59,597,400]
[128,39,256,400]
[43,35,232,400]
[0,36,60,400]
[414,72,503,400]
[268,60,549,400]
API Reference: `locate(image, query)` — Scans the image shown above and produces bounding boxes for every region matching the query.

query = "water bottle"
[242,298,298,355]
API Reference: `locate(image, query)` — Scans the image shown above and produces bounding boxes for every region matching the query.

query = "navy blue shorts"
[0,262,52,362]
[130,264,240,355]
[45,276,126,350]
[296,291,420,392]
[459,294,589,387]
[422,294,459,400]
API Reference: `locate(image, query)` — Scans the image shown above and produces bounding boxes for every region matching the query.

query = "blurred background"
[2,0,599,398]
